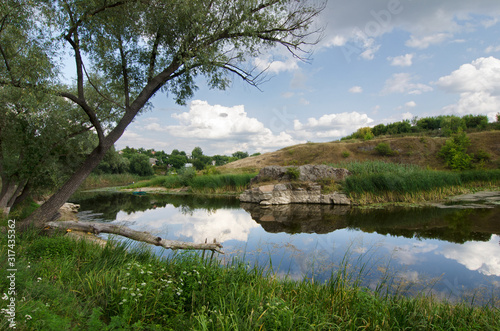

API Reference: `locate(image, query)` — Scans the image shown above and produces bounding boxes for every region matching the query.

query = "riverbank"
[86,163,500,208]
[1,229,498,330]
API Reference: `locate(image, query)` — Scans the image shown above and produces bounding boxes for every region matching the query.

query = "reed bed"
[126,173,256,194]
[334,161,500,203]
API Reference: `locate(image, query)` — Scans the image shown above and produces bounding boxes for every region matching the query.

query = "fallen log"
[46,221,223,254]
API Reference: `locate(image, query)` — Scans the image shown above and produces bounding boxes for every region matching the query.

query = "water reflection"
[71,192,500,305]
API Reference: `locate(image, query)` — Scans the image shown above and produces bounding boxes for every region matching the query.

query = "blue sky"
[116,0,500,156]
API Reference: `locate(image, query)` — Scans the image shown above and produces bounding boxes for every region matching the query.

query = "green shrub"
[375,143,395,156]
[342,151,350,158]
[285,166,301,180]
[439,130,473,170]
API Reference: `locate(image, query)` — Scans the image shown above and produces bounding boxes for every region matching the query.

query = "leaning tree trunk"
[18,143,111,230]
[0,176,20,217]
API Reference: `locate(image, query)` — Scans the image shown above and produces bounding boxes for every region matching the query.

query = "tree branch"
[46,221,224,254]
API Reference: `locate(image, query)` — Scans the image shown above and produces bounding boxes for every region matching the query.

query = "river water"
[71,192,500,305]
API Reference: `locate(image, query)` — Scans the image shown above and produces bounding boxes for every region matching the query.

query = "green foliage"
[178,166,197,186]
[128,154,155,176]
[94,146,130,174]
[441,116,466,136]
[330,160,422,176]
[168,154,188,169]
[232,151,249,159]
[439,130,473,170]
[375,142,396,156]
[342,151,350,158]
[463,114,488,129]
[285,166,301,180]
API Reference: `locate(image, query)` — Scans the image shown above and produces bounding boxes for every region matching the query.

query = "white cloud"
[405,33,452,49]
[349,86,363,93]
[436,56,500,120]
[388,53,414,67]
[485,45,500,53]
[319,1,500,57]
[292,112,373,140]
[405,101,417,108]
[441,235,500,276]
[254,55,299,74]
[391,241,439,265]
[165,100,304,154]
[382,73,433,95]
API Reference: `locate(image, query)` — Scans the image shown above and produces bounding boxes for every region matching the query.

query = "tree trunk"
[47,221,224,253]
[18,143,111,230]
[0,177,19,216]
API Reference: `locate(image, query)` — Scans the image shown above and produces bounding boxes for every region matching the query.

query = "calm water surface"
[71,192,500,305]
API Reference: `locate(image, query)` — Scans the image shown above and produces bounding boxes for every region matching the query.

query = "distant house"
[149,158,157,166]
[184,163,193,168]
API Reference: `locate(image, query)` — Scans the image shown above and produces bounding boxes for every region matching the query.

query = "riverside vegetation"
[1,228,499,330]
[4,121,500,329]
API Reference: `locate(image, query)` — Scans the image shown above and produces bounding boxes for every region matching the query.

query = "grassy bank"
[126,172,256,195]
[327,161,500,204]
[1,230,499,330]
[80,174,148,191]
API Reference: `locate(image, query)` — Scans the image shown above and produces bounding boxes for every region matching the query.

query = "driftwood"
[46,221,223,254]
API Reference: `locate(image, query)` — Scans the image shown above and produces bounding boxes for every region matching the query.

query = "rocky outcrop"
[240,183,351,205]
[250,164,351,185]
[240,165,352,205]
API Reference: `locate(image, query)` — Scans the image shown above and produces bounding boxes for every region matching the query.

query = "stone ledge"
[240,182,351,205]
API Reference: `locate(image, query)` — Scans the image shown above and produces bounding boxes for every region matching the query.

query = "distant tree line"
[343,114,500,141]
[94,146,260,176]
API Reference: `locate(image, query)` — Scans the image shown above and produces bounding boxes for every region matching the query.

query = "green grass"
[81,174,146,190]
[328,161,500,203]
[126,173,257,194]
[1,231,499,330]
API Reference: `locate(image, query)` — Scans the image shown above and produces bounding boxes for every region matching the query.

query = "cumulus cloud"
[441,235,500,276]
[292,112,374,140]
[382,73,433,95]
[349,86,363,93]
[165,100,304,154]
[405,101,417,108]
[435,56,500,120]
[388,53,414,67]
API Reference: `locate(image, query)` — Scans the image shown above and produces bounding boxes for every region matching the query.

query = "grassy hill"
[223,131,500,171]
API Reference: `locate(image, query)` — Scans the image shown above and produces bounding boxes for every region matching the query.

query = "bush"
[342,151,350,158]
[375,143,395,156]
[285,167,301,180]
[128,154,154,176]
[439,130,473,170]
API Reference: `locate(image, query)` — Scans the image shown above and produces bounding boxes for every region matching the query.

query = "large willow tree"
[1,0,324,248]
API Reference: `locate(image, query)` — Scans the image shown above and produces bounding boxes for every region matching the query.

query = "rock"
[239,182,351,205]
[250,164,351,184]
[241,164,352,205]
[58,202,80,222]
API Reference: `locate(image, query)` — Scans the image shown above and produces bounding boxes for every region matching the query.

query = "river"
[71,191,500,305]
